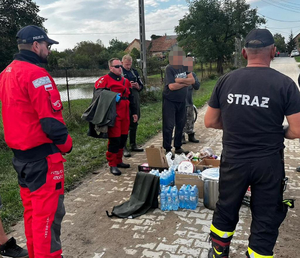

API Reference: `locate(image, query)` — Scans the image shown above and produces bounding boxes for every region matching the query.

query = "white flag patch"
[44,84,53,91]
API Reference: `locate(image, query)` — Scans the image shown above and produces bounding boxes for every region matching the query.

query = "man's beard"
[39,50,48,64]
[40,55,48,64]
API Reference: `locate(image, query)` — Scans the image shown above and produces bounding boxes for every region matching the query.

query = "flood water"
[54,76,162,102]
[53,77,96,102]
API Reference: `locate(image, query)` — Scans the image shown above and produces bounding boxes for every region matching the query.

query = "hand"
[131,81,139,90]
[116,93,121,102]
[132,114,138,123]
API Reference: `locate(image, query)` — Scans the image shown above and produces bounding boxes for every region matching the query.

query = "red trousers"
[106,101,130,167]
[13,153,66,258]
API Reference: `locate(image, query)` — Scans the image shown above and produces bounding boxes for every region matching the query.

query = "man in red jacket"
[95,58,137,176]
[0,25,72,258]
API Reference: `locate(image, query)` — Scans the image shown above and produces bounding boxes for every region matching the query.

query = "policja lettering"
[227,93,269,108]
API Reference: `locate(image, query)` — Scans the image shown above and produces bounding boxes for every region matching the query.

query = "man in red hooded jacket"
[95,58,137,176]
[0,25,72,258]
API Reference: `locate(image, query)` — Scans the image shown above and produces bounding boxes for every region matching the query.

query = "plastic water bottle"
[160,172,166,186]
[155,169,160,177]
[184,185,191,209]
[160,186,166,211]
[179,185,186,208]
[166,186,172,210]
[169,166,176,186]
[190,186,197,210]
[171,186,179,210]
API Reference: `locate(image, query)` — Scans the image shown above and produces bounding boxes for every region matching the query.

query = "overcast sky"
[33,0,300,52]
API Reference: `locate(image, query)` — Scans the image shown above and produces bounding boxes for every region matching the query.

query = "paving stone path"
[8,57,300,258]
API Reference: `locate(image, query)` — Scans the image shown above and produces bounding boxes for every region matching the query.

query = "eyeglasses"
[40,42,51,50]
[112,65,122,68]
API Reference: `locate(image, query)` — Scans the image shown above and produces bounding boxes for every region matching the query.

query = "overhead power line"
[258,12,300,22]
[277,0,300,8]
[261,0,300,13]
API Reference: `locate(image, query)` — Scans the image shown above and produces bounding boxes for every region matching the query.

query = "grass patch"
[0,77,217,231]
[294,56,300,62]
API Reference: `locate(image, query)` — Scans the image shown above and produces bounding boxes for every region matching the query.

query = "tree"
[150,34,161,40]
[175,0,265,74]
[286,31,296,54]
[0,0,46,70]
[273,33,286,53]
[72,40,106,69]
[131,48,140,60]
[108,38,129,54]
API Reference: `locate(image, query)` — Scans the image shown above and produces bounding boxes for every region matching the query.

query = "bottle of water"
[166,186,172,210]
[165,170,170,186]
[160,171,166,186]
[179,185,185,208]
[169,166,176,186]
[171,186,179,210]
[184,185,191,209]
[155,169,160,177]
[190,186,197,210]
[160,186,166,211]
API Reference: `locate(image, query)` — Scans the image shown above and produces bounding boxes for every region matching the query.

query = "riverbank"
[0,78,217,231]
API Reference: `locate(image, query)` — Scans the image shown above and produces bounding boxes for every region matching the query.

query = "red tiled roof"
[150,35,177,52]
[125,39,151,52]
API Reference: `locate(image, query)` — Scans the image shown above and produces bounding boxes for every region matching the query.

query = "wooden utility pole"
[138,0,148,84]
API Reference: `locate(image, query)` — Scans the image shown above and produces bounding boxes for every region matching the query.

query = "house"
[293,33,300,51]
[149,35,178,58]
[124,35,178,58]
[125,39,151,53]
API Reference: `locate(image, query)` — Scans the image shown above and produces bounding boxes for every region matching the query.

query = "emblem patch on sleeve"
[32,76,51,88]
[44,84,53,91]
[48,90,63,112]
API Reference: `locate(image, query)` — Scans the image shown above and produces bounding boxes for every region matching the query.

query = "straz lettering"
[227,93,269,108]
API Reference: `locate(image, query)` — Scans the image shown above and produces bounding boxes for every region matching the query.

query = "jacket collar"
[109,72,123,81]
[13,50,44,65]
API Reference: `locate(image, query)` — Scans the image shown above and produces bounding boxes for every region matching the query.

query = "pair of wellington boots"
[182,133,199,144]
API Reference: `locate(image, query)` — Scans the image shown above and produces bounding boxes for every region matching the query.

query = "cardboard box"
[196,159,220,171]
[175,172,203,198]
[145,145,169,168]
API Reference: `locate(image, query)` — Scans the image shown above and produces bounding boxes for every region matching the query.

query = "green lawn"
[0,76,217,231]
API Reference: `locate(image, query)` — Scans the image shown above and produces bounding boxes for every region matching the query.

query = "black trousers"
[129,89,140,146]
[212,152,288,255]
[162,98,186,151]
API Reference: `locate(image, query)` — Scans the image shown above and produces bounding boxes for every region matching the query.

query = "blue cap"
[16,25,59,45]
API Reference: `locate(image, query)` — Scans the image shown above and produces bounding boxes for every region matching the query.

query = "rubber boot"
[208,237,230,258]
[188,133,199,143]
[182,134,187,144]
[123,137,131,157]
[123,145,131,157]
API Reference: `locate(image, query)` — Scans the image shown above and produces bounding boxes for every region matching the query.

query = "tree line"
[0,0,298,75]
